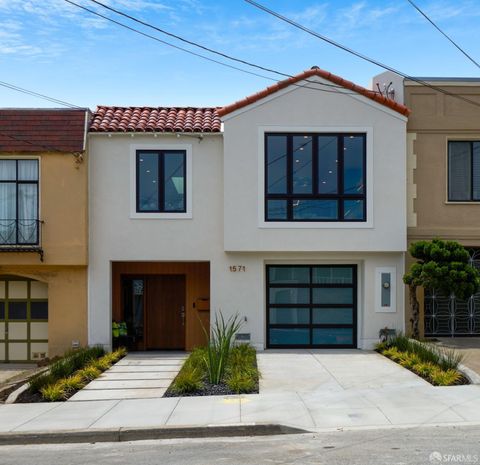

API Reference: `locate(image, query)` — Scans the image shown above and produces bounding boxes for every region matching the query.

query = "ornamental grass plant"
[376,333,465,386]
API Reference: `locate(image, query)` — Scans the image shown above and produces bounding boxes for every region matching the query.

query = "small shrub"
[109,347,127,362]
[58,374,85,393]
[49,356,76,380]
[388,334,411,353]
[171,366,204,394]
[229,344,256,368]
[185,347,207,370]
[412,362,436,378]
[437,347,464,371]
[225,371,256,393]
[382,347,402,361]
[29,372,54,393]
[78,365,101,381]
[429,368,462,386]
[375,340,389,352]
[40,383,66,402]
[90,357,111,372]
[399,352,421,369]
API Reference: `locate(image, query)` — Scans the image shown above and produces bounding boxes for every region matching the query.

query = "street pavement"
[1,425,479,465]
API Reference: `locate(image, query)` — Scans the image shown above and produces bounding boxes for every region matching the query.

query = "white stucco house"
[88,67,410,352]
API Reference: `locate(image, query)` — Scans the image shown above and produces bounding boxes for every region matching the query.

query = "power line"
[0,80,80,108]
[0,129,66,153]
[245,0,480,110]
[87,0,356,93]
[406,0,480,70]
[64,0,364,96]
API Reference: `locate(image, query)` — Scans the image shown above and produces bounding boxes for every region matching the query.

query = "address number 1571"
[229,265,246,272]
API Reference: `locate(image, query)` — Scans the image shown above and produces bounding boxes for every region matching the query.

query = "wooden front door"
[146,275,186,350]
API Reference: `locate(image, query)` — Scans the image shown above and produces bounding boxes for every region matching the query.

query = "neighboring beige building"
[0,109,90,361]
[403,78,480,337]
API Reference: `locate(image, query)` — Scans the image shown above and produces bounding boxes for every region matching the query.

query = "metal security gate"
[266,265,357,348]
[424,250,480,337]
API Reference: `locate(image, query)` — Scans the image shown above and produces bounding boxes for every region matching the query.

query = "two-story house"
[0,109,90,361]
[373,72,480,339]
[88,67,410,352]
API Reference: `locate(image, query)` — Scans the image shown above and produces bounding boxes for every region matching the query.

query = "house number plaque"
[229,265,246,272]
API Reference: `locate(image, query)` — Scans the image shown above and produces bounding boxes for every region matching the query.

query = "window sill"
[130,212,192,220]
[444,201,480,205]
[258,221,373,229]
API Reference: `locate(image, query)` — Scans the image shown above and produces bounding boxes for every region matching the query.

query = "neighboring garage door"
[266,265,357,348]
[0,278,48,362]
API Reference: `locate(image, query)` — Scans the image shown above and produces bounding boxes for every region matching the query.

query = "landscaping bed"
[376,334,468,386]
[165,344,260,397]
[16,346,127,402]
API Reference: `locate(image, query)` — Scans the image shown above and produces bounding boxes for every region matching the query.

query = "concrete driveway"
[258,349,427,393]
[0,364,37,387]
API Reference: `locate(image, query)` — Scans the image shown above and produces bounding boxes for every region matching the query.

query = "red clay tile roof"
[90,106,221,133]
[217,68,411,117]
[0,108,88,152]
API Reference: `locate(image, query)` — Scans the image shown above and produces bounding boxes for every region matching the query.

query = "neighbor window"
[136,150,186,213]
[448,141,480,202]
[0,159,39,245]
[265,133,366,221]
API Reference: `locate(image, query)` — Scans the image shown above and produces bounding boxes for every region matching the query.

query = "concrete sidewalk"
[69,352,186,401]
[0,350,479,437]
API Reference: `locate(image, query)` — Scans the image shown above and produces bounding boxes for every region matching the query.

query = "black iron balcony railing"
[0,219,44,261]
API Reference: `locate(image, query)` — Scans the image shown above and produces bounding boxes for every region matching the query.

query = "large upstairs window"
[448,141,480,202]
[136,150,186,213]
[0,159,39,245]
[265,133,366,222]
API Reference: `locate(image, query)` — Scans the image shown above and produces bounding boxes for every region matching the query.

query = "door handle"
[180,306,185,326]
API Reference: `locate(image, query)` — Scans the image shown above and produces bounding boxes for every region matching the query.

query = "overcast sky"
[1,0,479,109]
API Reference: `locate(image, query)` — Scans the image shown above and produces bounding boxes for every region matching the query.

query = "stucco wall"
[0,152,88,266]
[0,151,89,357]
[405,83,480,245]
[223,76,408,252]
[211,252,405,350]
[88,133,225,347]
[0,265,88,357]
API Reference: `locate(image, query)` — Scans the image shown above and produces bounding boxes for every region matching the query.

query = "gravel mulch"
[164,381,259,397]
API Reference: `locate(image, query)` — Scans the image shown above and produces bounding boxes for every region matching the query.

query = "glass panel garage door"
[267,265,357,348]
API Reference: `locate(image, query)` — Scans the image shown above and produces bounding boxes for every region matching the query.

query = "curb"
[0,424,309,446]
[458,364,480,385]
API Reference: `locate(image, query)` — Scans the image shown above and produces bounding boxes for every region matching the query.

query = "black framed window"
[265,133,366,221]
[0,159,39,245]
[136,150,186,213]
[266,265,357,348]
[448,141,480,202]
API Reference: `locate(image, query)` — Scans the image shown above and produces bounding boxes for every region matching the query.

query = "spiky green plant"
[170,366,204,394]
[40,383,66,402]
[429,368,463,386]
[202,313,242,385]
[58,374,85,393]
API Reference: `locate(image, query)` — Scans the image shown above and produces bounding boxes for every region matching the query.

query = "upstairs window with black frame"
[448,141,480,202]
[265,133,366,222]
[0,159,39,245]
[136,150,186,213]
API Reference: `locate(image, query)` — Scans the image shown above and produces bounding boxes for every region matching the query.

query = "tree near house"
[403,239,480,338]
